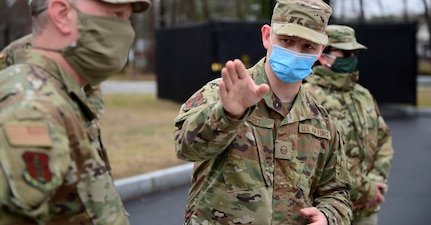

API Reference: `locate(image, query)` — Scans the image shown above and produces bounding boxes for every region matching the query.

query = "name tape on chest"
[299,124,331,140]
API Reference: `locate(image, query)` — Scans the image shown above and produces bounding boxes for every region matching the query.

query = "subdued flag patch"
[4,123,53,147]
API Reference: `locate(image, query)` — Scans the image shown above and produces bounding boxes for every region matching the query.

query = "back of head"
[325,25,367,50]
[271,0,332,45]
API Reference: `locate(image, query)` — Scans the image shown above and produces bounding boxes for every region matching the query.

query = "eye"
[113,11,130,19]
[277,37,295,47]
[109,7,132,19]
[304,44,314,50]
[301,44,314,53]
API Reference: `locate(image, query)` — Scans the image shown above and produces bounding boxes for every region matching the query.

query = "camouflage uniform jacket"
[0,34,105,119]
[303,66,394,217]
[0,49,129,225]
[174,58,353,225]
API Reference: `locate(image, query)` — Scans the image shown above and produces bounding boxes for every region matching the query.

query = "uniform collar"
[13,49,96,120]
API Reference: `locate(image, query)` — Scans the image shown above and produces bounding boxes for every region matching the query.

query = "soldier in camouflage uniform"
[0,0,151,224]
[0,34,105,119]
[174,1,353,224]
[303,25,394,225]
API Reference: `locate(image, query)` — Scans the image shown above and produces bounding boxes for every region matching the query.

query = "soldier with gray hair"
[304,24,394,225]
[0,34,106,119]
[0,0,151,224]
[174,0,352,224]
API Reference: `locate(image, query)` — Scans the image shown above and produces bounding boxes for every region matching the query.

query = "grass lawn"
[99,93,186,180]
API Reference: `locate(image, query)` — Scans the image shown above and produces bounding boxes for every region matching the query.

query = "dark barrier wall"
[156,23,214,103]
[350,22,417,105]
[156,21,417,105]
[156,21,266,103]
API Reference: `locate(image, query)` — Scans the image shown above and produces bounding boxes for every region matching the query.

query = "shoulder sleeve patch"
[4,123,53,147]
[23,151,55,190]
[183,93,206,111]
[299,124,331,140]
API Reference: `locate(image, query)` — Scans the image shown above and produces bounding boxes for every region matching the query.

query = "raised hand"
[219,59,270,119]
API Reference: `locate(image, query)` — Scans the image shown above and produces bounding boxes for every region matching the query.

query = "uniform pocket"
[223,123,273,192]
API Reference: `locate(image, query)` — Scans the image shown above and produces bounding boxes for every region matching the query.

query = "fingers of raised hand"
[232,59,247,79]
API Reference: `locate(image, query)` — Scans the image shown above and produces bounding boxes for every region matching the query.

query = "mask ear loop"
[322,53,336,68]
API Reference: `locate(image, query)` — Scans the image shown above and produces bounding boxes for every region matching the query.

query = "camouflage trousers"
[352,212,378,225]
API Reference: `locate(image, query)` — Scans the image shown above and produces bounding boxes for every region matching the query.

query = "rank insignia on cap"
[22,151,57,191]
[4,123,53,147]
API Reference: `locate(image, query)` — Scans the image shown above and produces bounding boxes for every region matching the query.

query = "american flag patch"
[4,123,53,147]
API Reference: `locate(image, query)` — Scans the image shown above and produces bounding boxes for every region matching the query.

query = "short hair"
[30,0,50,34]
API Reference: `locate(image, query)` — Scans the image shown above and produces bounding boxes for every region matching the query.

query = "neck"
[32,48,88,88]
[32,27,87,87]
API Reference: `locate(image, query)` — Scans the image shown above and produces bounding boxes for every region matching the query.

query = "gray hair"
[30,0,50,34]
[30,0,50,16]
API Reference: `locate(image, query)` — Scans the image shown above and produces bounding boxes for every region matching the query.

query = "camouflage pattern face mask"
[61,10,135,85]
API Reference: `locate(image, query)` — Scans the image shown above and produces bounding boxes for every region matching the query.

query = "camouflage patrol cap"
[325,25,367,50]
[271,0,332,45]
[29,0,151,16]
[101,0,151,13]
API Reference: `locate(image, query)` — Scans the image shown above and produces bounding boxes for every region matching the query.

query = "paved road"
[124,114,431,225]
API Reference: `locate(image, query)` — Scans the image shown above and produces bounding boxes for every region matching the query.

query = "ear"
[318,45,325,58]
[261,24,271,50]
[48,0,74,35]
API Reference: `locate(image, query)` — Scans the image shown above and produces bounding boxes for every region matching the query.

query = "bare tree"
[358,0,365,23]
[403,0,408,21]
[235,0,244,20]
[338,0,346,22]
[169,0,178,25]
[259,0,276,20]
[423,0,431,52]
[377,0,386,18]
[201,0,210,21]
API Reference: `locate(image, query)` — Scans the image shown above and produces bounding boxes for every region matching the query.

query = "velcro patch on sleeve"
[183,93,206,111]
[299,124,331,140]
[4,123,53,147]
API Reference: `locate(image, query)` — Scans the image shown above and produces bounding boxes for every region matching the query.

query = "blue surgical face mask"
[268,44,318,83]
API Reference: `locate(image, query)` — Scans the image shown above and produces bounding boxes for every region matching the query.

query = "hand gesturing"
[219,59,270,119]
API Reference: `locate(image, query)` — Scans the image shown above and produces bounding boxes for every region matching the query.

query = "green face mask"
[330,56,358,73]
[59,10,135,85]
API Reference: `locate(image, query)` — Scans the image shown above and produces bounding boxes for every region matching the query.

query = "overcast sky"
[331,0,426,18]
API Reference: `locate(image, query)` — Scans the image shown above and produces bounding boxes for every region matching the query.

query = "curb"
[114,163,193,202]
[379,104,431,118]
